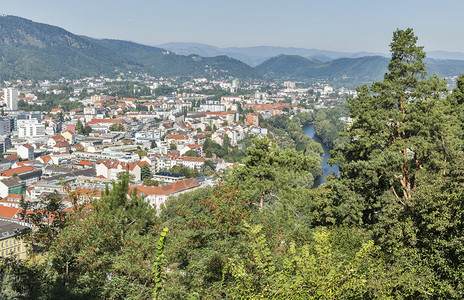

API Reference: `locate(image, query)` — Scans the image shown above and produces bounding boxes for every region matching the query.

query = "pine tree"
[332,28,448,224]
[76,119,84,135]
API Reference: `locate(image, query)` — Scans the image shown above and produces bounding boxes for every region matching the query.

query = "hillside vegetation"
[3,29,464,299]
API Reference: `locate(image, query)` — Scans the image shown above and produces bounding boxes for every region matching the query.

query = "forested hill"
[88,38,260,78]
[256,54,464,83]
[0,15,258,80]
[0,15,139,80]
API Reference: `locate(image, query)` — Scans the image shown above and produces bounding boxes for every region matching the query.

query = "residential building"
[96,160,142,181]
[17,144,34,160]
[3,88,18,110]
[0,219,29,260]
[132,178,200,210]
[0,177,26,198]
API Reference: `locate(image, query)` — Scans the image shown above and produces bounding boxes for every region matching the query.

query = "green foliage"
[143,178,160,186]
[18,93,83,112]
[332,28,449,225]
[202,137,247,163]
[141,164,152,180]
[264,112,322,155]
[109,123,125,131]
[136,148,148,159]
[224,225,393,299]
[19,190,66,253]
[312,104,349,148]
[168,165,199,178]
[82,125,92,136]
[153,227,169,300]
[153,85,174,97]
[76,119,84,135]
[184,150,200,157]
[229,137,318,210]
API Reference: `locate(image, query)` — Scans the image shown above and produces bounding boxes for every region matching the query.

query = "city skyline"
[1,0,464,54]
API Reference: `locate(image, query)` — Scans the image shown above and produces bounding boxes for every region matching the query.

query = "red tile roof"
[21,143,34,149]
[78,160,92,166]
[182,156,205,162]
[166,134,189,140]
[51,135,66,141]
[39,155,52,163]
[137,161,151,167]
[89,118,126,124]
[54,141,70,147]
[1,166,35,177]
[0,206,21,220]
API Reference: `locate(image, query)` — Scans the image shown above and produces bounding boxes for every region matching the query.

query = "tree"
[19,190,67,253]
[117,171,135,183]
[82,125,92,136]
[332,28,448,225]
[151,140,157,149]
[76,119,84,135]
[168,165,199,178]
[184,150,200,157]
[230,137,318,210]
[109,123,125,131]
[136,148,147,159]
[223,133,231,150]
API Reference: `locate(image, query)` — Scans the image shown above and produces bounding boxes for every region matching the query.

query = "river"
[303,125,339,186]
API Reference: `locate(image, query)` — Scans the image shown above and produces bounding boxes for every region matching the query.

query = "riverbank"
[303,124,339,186]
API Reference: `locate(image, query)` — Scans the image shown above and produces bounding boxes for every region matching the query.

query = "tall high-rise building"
[3,88,18,110]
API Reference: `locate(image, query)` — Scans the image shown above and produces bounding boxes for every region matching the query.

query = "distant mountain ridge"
[0,15,257,80]
[255,54,464,83]
[0,15,463,84]
[159,42,464,67]
[158,42,388,66]
[255,55,390,83]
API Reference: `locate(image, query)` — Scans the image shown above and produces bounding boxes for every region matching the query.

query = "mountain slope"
[256,55,389,83]
[254,55,323,78]
[0,15,139,80]
[0,15,258,80]
[90,38,259,78]
[256,54,464,83]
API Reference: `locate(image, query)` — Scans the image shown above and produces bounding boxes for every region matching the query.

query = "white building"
[3,88,18,110]
[96,161,142,182]
[17,144,34,160]
[17,119,45,138]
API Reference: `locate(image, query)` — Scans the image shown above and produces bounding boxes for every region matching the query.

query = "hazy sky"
[2,0,463,53]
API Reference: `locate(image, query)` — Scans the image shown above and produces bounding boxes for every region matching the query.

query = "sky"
[1,0,464,53]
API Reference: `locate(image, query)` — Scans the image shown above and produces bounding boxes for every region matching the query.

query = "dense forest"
[3,28,464,299]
